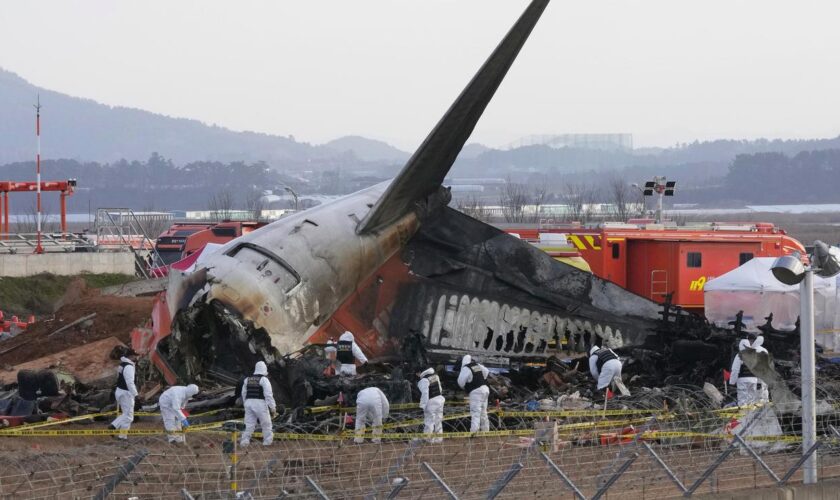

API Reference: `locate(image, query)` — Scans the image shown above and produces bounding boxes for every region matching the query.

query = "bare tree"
[244,189,266,221]
[607,176,632,222]
[455,196,491,223]
[499,177,530,223]
[16,202,59,234]
[560,183,585,222]
[632,184,647,217]
[561,183,598,223]
[530,185,548,223]
[140,203,173,239]
[208,190,234,221]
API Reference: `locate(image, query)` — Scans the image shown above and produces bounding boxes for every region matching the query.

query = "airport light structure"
[636,176,675,224]
[772,241,840,484]
[34,96,43,254]
[284,186,300,211]
[0,180,77,237]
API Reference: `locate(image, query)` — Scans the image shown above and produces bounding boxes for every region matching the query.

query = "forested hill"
[725,149,840,204]
[0,69,336,165]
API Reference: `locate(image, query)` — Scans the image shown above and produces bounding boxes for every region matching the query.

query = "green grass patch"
[78,273,137,289]
[0,273,136,316]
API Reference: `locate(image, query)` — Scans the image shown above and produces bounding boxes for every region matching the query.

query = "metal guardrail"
[94,208,164,278]
[0,233,96,253]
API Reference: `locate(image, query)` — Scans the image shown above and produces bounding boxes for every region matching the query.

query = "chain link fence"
[2,391,840,499]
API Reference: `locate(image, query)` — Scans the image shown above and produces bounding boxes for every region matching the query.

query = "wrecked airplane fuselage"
[157,0,717,384]
[162,0,555,379]
[168,183,418,356]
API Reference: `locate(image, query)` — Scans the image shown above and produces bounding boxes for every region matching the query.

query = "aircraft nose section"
[205,257,282,329]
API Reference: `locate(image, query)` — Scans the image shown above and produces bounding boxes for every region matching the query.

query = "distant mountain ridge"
[325,136,409,163]
[3,67,840,181]
[0,69,337,165]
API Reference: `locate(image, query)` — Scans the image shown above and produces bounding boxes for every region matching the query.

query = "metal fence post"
[684,405,768,496]
[387,477,410,499]
[733,435,780,483]
[421,462,459,500]
[591,453,638,500]
[486,462,524,500]
[366,438,423,500]
[93,449,149,500]
[779,442,822,486]
[642,442,688,493]
[540,451,586,500]
[305,475,330,500]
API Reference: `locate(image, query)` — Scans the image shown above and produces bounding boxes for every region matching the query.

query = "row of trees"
[456,176,646,224]
[726,150,840,204]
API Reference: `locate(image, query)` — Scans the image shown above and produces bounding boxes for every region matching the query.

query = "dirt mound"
[0,283,154,368]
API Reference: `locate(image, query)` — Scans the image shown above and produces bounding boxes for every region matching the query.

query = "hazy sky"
[2,1,839,151]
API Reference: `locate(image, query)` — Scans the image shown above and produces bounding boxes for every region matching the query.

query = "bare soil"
[0,278,153,367]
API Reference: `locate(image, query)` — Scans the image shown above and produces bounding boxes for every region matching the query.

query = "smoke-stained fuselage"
[161,0,555,373]
[196,182,418,354]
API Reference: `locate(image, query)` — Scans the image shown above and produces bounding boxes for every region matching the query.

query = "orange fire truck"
[507,221,805,314]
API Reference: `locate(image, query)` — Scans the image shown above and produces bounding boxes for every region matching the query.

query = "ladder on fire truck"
[94,208,163,279]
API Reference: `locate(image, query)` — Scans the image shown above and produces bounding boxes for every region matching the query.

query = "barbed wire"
[4,384,840,499]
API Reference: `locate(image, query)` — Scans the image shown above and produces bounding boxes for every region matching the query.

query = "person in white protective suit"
[354,387,389,443]
[457,355,490,433]
[240,361,277,447]
[589,345,623,392]
[336,330,368,377]
[730,334,770,406]
[158,384,199,443]
[110,352,138,440]
[417,367,445,443]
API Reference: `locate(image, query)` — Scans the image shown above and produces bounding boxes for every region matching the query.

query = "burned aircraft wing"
[163,0,553,376]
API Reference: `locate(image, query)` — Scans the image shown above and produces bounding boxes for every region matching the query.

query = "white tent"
[704,257,840,350]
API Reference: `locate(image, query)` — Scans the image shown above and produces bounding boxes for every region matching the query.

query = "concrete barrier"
[0,252,135,277]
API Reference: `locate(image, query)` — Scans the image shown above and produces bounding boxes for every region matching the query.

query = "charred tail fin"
[357,0,550,234]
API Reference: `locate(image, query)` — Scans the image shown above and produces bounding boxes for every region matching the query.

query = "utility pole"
[772,242,840,484]
[34,95,44,254]
[800,268,817,483]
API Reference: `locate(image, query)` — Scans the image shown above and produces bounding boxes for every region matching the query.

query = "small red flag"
[606,388,614,400]
[723,369,731,382]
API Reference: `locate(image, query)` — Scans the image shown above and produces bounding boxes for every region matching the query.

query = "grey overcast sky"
[1,0,838,151]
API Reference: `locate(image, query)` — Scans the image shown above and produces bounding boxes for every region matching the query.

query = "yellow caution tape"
[0,424,820,445]
[307,400,470,414]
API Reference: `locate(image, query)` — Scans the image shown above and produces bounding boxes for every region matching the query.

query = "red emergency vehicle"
[508,221,805,314]
[154,220,268,267]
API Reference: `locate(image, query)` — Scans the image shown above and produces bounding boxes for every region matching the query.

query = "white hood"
[186,384,199,398]
[254,361,268,376]
[461,355,472,366]
[419,367,435,377]
[589,345,600,356]
[339,331,355,342]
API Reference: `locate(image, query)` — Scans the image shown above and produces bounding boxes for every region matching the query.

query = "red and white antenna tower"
[34,95,44,254]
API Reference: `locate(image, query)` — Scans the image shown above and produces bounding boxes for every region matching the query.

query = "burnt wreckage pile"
[158,207,811,415]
